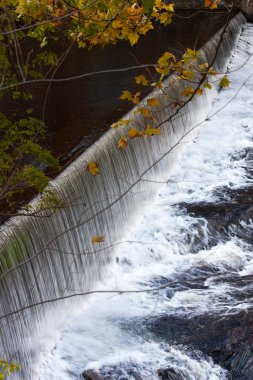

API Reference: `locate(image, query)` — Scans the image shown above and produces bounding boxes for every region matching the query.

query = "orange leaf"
[128,128,143,139]
[87,162,100,176]
[147,98,160,107]
[118,137,128,149]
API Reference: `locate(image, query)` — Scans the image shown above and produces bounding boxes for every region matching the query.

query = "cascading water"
[0,12,247,379]
[39,22,253,379]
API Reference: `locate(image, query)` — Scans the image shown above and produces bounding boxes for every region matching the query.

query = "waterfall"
[0,12,246,379]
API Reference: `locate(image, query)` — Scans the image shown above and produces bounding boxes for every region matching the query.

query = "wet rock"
[82,362,144,380]
[157,367,186,380]
[82,369,106,380]
[146,308,253,379]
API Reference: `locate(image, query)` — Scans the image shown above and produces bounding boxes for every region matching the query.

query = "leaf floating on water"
[87,162,100,176]
[91,236,105,243]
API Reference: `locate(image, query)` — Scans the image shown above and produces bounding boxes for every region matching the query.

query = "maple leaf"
[87,162,100,176]
[118,137,128,149]
[91,236,105,243]
[147,98,160,107]
[158,51,176,66]
[128,33,139,46]
[219,75,230,88]
[120,90,133,101]
[135,74,149,86]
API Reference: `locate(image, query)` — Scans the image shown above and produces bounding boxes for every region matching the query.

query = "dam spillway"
[0,12,248,379]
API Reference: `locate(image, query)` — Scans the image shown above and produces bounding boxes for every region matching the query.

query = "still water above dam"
[39,10,231,163]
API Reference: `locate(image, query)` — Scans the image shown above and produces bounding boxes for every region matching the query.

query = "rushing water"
[0,13,246,380]
[37,23,253,380]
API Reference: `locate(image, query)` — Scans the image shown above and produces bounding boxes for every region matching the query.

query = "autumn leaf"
[120,90,133,101]
[128,128,143,139]
[147,98,160,107]
[112,19,122,29]
[118,137,128,149]
[128,33,139,46]
[111,119,130,128]
[132,92,141,105]
[91,236,105,243]
[219,75,230,88]
[203,82,212,90]
[145,125,161,136]
[158,51,176,66]
[196,88,203,95]
[182,69,195,80]
[135,74,149,86]
[87,162,100,176]
[136,107,150,117]
[181,86,195,97]
[205,0,219,9]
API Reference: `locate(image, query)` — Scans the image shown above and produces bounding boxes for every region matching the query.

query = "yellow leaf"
[120,90,133,101]
[145,125,161,136]
[203,82,212,90]
[132,93,141,105]
[181,86,194,97]
[158,51,176,66]
[91,236,105,243]
[182,70,195,80]
[87,162,100,176]
[159,11,173,25]
[135,74,149,86]
[147,98,160,107]
[208,67,218,76]
[128,33,139,46]
[112,19,122,29]
[165,3,175,12]
[196,88,203,95]
[137,107,150,117]
[139,21,154,35]
[111,119,130,128]
[128,128,143,139]
[219,75,230,88]
[118,137,128,149]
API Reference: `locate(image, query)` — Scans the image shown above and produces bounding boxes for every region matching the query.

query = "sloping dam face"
[0,12,246,379]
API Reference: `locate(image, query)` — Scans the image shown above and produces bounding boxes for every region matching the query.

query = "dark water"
[35,10,229,164]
